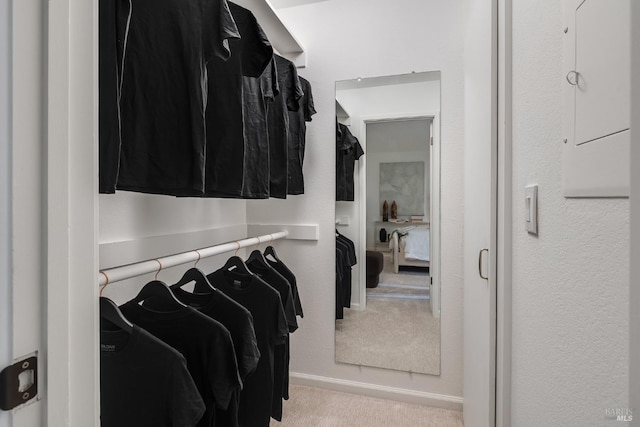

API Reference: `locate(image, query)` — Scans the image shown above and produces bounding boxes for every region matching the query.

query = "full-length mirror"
[335,71,441,375]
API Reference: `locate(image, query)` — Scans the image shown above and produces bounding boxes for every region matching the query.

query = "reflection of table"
[372,221,429,252]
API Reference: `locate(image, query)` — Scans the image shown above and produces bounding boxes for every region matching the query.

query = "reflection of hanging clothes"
[336,122,364,201]
[335,231,357,319]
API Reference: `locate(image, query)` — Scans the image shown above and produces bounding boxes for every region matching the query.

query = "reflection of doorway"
[358,115,441,318]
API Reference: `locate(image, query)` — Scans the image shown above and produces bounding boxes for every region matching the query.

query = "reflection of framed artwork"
[379,162,425,216]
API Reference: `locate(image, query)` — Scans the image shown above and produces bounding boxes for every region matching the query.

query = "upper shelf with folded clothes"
[233,0,306,67]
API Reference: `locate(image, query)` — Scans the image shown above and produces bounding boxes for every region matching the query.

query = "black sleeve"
[355,141,365,160]
[285,61,304,112]
[241,11,273,77]
[203,0,241,62]
[260,57,278,101]
[302,78,317,122]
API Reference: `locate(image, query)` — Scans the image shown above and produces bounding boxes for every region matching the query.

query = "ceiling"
[366,119,431,153]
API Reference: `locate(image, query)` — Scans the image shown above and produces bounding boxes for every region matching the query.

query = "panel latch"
[0,353,38,411]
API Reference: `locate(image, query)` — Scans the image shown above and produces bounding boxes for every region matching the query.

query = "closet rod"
[98,230,288,286]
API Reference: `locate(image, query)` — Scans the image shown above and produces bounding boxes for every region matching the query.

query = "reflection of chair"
[365,251,384,288]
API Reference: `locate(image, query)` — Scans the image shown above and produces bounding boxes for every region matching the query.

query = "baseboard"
[290,372,463,412]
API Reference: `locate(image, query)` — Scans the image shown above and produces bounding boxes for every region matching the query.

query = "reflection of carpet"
[335,253,440,375]
[368,253,430,299]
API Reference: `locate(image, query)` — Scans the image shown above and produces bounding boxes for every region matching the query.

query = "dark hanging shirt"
[204,269,288,427]
[336,123,364,201]
[203,2,273,198]
[115,0,240,196]
[266,55,304,198]
[240,59,278,199]
[171,286,261,383]
[246,255,297,417]
[265,252,304,318]
[99,0,130,193]
[119,303,242,427]
[287,77,317,195]
[100,325,205,427]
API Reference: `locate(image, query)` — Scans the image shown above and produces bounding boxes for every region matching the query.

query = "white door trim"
[47,0,100,425]
[496,0,512,425]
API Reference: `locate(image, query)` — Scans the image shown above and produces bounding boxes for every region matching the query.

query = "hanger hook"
[194,250,202,267]
[234,241,241,256]
[99,271,110,297]
[269,234,274,244]
[255,236,262,248]
[154,259,163,280]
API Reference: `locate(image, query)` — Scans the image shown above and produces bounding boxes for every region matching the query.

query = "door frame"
[358,112,441,317]
[496,0,513,425]
[47,0,100,425]
[0,0,12,424]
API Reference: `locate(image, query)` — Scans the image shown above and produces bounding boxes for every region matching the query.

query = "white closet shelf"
[233,0,306,67]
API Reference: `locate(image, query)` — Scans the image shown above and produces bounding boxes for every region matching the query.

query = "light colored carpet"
[274,384,464,427]
[335,253,440,374]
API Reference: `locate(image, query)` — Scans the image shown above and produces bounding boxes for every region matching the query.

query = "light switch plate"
[525,185,538,235]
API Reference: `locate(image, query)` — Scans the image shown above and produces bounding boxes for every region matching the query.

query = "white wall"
[99,195,248,303]
[510,1,630,425]
[248,0,466,403]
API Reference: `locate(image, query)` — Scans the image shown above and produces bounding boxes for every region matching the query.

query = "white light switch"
[525,185,538,234]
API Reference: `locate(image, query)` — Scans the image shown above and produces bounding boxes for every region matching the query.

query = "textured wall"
[248,0,467,400]
[511,1,630,424]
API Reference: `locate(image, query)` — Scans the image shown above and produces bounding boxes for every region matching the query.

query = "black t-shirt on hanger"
[171,286,261,383]
[287,76,317,195]
[266,55,304,199]
[245,256,297,411]
[119,303,242,427]
[100,325,205,427]
[115,0,240,196]
[204,269,288,427]
[240,58,278,199]
[265,254,304,318]
[203,2,273,198]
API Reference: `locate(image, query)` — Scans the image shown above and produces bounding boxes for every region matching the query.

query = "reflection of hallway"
[335,253,440,374]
